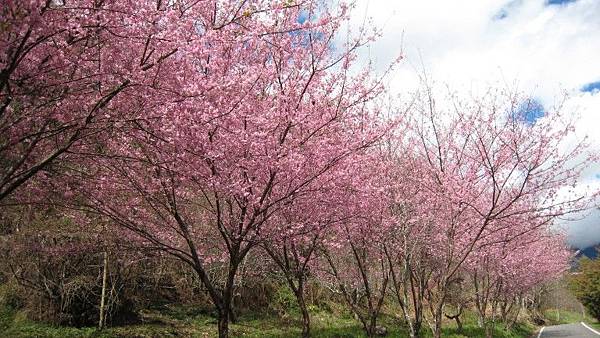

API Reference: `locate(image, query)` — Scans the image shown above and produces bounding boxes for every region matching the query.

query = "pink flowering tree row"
[19,1,398,337]
[1,1,592,338]
[467,230,570,330]
[378,88,591,338]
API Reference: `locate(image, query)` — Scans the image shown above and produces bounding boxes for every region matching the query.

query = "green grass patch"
[543,308,587,325]
[0,303,537,338]
[440,321,534,338]
[0,307,97,338]
[432,310,534,338]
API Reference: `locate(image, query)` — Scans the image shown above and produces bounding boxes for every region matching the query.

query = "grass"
[0,303,537,338]
[543,308,600,334]
[543,308,587,325]
[0,306,98,338]
[572,312,600,332]
[439,311,535,338]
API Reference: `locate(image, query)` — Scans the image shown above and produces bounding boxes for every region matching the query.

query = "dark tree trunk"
[411,319,422,338]
[216,252,242,338]
[430,295,446,338]
[445,304,463,333]
[432,307,443,338]
[296,290,311,338]
[217,308,230,338]
[368,314,378,337]
[263,241,317,338]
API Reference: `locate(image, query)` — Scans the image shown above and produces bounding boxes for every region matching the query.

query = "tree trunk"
[386,248,423,338]
[301,304,310,338]
[432,300,444,338]
[264,243,314,338]
[218,308,230,338]
[98,250,109,330]
[294,288,311,338]
[411,281,425,338]
[432,319,442,338]
[445,304,463,333]
[485,322,493,338]
[368,313,378,337]
[409,319,422,338]
[218,258,240,338]
[487,300,498,338]
[361,317,376,338]
[508,302,521,329]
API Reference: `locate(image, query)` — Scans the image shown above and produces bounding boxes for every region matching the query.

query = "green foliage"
[0,282,23,310]
[270,284,298,315]
[569,257,600,321]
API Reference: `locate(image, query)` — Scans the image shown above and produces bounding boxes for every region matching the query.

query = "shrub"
[569,257,600,321]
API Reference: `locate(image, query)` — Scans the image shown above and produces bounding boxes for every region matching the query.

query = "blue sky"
[582,81,600,93]
[297,10,310,24]
[547,0,578,5]
[349,0,600,248]
[517,98,545,124]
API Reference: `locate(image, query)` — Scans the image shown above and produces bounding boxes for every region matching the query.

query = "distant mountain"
[570,245,599,271]
[575,245,599,259]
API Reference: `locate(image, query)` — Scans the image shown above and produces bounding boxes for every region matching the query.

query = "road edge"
[536,326,545,338]
[581,322,600,336]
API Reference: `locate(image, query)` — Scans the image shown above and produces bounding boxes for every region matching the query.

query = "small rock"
[532,317,546,326]
[375,325,388,336]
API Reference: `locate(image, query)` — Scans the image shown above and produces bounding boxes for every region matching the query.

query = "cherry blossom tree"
[263,201,336,336]
[317,154,393,337]
[0,0,177,202]
[261,189,344,337]
[261,143,399,337]
[382,146,437,338]
[45,1,396,336]
[321,229,391,338]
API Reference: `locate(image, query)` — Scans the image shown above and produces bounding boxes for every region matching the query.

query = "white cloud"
[350,0,600,247]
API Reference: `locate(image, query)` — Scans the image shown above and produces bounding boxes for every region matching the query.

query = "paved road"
[539,322,600,338]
